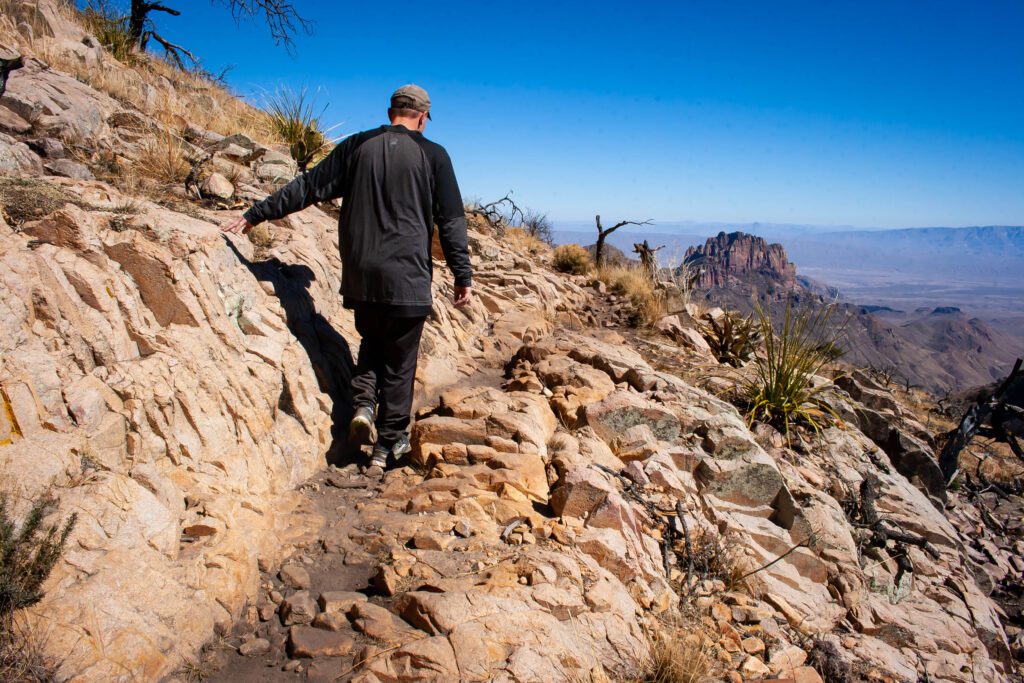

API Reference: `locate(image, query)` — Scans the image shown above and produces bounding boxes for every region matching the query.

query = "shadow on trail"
[224,236,361,467]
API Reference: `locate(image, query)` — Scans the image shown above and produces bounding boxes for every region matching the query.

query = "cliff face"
[683,230,797,290]
[0,6,1019,683]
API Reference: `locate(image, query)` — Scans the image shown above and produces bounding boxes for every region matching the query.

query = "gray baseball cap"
[390,84,432,120]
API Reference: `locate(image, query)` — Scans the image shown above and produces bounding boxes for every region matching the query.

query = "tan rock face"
[0,168,577,679]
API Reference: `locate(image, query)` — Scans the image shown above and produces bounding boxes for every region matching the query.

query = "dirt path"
[203,463,384,682]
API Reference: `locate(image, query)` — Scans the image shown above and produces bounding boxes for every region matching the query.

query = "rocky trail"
[0,4,1022,681]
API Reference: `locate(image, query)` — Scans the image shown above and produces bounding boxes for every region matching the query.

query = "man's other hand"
[453,285,472,307]
[220,215,252,235]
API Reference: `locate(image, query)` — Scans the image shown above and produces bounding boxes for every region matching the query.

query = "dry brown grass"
[552,243,593,275]
[505,227,550,257]
[575,617,720,683]
[597,264,665,324]
[3,0,277,147]
[0,616,61,683]
[642,626,716,683]
[135,126,191,185]
[36,42,275,144]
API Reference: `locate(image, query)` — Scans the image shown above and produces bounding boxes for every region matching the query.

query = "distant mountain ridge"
[678,230,1022,392]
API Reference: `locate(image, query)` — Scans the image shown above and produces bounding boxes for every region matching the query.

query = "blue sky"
[141,0,1022,228]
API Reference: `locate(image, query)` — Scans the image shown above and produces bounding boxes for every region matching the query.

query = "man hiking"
[221,84,473,471]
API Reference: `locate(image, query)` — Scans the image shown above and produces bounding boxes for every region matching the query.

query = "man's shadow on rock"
[224,237,362,467]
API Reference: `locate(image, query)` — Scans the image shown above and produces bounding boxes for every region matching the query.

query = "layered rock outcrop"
[682,231,797,290]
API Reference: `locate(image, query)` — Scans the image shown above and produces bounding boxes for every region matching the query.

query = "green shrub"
[552,243,592,275]
[699,311,758,367]
[264,88,334,172]
[745,299,848,442]
[0,495,76,682]
[1,496,77,618]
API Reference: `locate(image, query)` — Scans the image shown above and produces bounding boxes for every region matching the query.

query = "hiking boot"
[349,404,375,443]
[391,433,411,459]
[369,442,389,470]
[368,434,411,471]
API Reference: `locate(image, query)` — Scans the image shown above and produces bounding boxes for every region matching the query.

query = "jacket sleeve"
[243,137,352,225]
[433,148,473,287]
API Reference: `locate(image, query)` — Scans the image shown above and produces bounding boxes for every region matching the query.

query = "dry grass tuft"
[597,264,665,325]
[0,616,61,683]
[552,243,592,275]
[642,627,716,683]
[135,125,191,185]
[505,227,550,257]
[565,617,718,683]
[546,432,576,457]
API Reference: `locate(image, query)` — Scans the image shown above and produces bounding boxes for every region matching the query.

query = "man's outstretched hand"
[220,215,252,235]
[453,285,472,307]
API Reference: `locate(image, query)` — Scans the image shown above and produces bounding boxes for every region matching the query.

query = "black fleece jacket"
[244,125,472,312]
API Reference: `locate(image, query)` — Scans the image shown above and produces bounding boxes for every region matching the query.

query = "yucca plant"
[264,88,336,172]
[700,311,758,367]
[745,299,849,442]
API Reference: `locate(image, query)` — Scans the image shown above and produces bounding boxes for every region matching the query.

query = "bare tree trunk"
[594,215,653,268]
[594,215,608,268]
[633,239,664,282]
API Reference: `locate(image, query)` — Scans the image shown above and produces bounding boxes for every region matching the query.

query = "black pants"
[351,308,426,447]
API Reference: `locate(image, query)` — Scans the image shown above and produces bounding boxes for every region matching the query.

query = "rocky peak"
[683,230,797,290]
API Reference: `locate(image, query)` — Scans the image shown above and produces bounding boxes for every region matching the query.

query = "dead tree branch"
[144,30,197,70]
[594,215,653,267]
[467,192,524,233]
[130,0,311,67]
[850,473,941,597]
[938,357,1024,483]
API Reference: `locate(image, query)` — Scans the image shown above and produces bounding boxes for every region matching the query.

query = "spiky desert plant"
[552,243,592,275]
[745,299,849,442]
[264,88,334,172]
[699,311,757,367]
